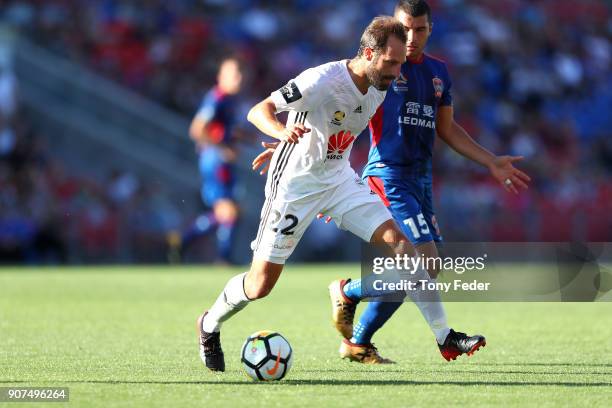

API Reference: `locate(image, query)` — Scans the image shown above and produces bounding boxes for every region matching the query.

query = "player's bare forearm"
[438,120,495,168]
[436,106,494,167]
[189,117,209,144]
[247,98,286,141]
[247,97,310,144]
[436,106,530,193]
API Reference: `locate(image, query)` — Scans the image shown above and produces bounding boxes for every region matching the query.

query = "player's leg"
[325,176,454,361]
[417,178,485,359]
[324,176,396,339]
[198,191,320,371]
[343,177,444,349]
[213,198,239,264]
[338,177,440,346]
[198,259,284,372]
[169,152,235,262]
[420,176,445,276]
[211,162,238,263]
[322,177,416,363]
[177,197,238,263]
[368,218,451,344]
[351,177,484,361]
[341,216,487,362]
[346,243,440,350]
[167,185,218,263]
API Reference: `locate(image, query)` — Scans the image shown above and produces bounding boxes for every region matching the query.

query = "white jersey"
[267,60,386,201]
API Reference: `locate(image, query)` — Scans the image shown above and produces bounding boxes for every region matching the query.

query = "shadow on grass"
[1,379,610,387]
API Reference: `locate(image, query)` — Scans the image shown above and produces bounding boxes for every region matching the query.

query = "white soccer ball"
[241,330,293,381]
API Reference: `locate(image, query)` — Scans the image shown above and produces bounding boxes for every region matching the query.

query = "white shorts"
[250,174,392,264]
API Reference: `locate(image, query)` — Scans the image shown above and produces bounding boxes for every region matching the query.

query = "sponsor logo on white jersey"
[326,130,355,160]
[331,110,346,126]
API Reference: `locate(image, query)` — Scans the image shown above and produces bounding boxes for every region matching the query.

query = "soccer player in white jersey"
[198,16,444,372]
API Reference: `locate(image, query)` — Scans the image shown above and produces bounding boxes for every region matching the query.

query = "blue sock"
[343,276,404,302]
[343,279,362,302]
[352,301,403,345]
[182,212,217,249]
[216,221,235,263]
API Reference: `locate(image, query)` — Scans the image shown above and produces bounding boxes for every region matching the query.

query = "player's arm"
[436,106,531,193]
[189,94,219,145]
[247,97,310,144]
[189,115,209,144]
[248,70,323,145]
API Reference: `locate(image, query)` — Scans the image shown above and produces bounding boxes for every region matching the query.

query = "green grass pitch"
[1,265,611,407]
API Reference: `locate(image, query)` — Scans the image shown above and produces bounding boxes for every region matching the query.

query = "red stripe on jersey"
[213,86,227,101]
[369,105,384,148]
[425,53,447,64]
[367,176,390,207]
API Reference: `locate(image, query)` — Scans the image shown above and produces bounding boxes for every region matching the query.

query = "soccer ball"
[241,330,293,381]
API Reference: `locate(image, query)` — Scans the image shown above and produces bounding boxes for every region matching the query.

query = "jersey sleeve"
[439,65,453,107]
[194,93,217,123]
[270,68,323,113]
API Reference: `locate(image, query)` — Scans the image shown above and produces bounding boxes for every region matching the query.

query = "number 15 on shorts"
[403,213,430,240]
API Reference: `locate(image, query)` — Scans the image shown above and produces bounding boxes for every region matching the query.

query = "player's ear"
[429,22,433,35]
[364,47,374,62]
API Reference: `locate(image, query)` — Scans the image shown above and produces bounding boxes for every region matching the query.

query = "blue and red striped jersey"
[363,54,453,179]
[195,86,236,146]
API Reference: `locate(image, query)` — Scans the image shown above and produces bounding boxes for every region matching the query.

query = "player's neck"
[407,52,425,64]
[346,59,370,95]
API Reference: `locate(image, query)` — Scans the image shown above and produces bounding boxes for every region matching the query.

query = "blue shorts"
[199,148,235,207]
[366,176,442,245]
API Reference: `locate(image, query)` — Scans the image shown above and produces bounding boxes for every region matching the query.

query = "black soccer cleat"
[438,328,486,361]
[197,312,225,372]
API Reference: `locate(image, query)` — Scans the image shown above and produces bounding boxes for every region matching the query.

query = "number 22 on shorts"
[269,210,299,236]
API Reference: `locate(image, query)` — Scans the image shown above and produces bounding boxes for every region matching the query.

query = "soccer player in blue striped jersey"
[168,58,243,264]
[334,0,530,363]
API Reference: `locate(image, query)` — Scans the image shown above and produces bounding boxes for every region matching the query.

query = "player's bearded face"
[366,54,396,91]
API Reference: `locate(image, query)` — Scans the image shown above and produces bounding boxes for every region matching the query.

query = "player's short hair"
[357,16,408,58]
[395,0,432,22]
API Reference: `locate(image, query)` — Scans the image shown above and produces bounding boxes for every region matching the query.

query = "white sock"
[202,272,251,333]
[401,268,450,345]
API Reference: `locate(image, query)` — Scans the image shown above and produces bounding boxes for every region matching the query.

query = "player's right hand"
[279,123,310,144]
[252,141,279,175]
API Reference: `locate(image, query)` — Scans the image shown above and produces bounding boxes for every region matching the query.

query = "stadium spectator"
[0,0,609,263]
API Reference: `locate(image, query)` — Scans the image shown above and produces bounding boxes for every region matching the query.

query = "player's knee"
[371,221,417,256]
[372,220,404,244]
[214,200,239,224]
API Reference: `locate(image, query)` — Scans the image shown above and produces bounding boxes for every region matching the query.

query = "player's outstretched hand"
[280,123,310,144]
[252,141,279,175]
[489,155,531,194]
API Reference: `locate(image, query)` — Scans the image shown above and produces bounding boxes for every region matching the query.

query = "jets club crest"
[433,77,444,98]
[326,130,355,160]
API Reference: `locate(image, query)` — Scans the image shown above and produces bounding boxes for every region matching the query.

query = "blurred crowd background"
[0,0,610,264]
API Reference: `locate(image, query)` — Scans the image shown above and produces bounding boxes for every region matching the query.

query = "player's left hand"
[489,156,531,194]
[252,141,279,175]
